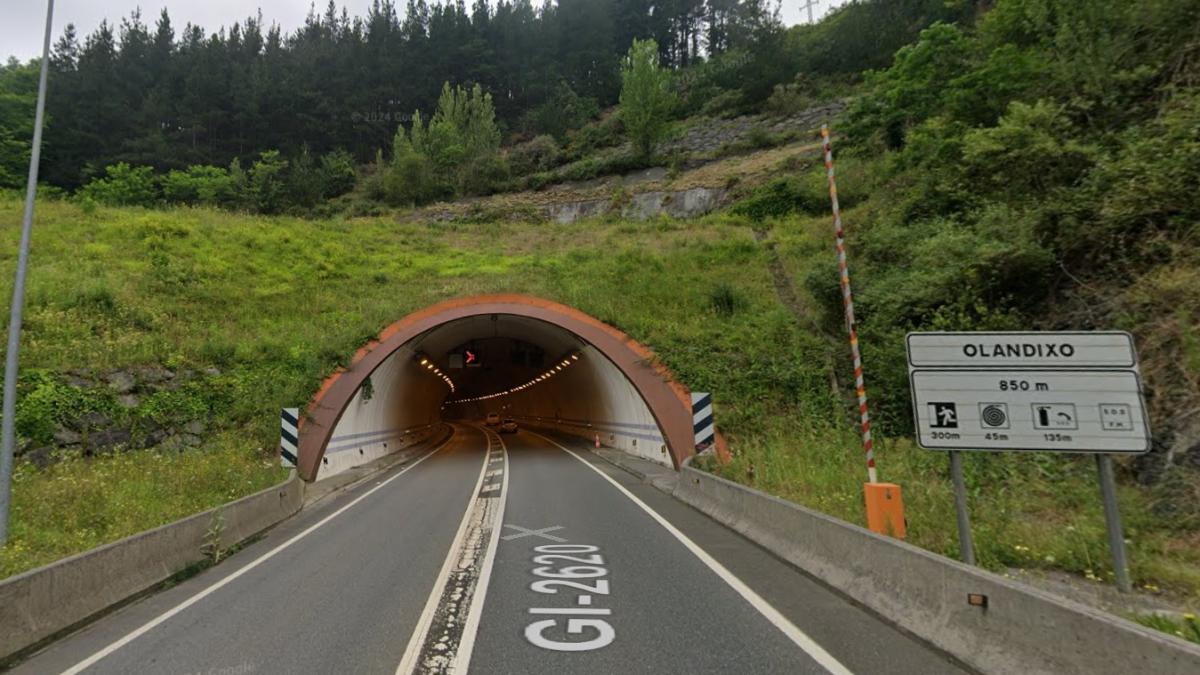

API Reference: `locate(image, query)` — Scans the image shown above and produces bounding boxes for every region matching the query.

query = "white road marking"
[529,431,855,675]
[453,432,508,673]
[57,430,461,675]
[396,432,493,675]
[500,524,566,542]
[396,427,508,675]
[528,607,611,615]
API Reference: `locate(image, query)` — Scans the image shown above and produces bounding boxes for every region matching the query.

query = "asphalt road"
[10,425,969,675]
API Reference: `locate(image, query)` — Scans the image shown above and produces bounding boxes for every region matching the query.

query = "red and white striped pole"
[822,125,877,484]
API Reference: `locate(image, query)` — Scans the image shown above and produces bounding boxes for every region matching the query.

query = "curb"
[672,461,1200,675]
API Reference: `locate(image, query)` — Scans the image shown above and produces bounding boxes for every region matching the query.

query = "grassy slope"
[0,193,1196,603]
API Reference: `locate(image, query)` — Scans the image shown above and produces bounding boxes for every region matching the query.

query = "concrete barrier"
[673,462,1200,675]
[0,472,304,660]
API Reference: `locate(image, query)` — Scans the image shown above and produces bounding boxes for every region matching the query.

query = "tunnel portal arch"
[295,294,724,481]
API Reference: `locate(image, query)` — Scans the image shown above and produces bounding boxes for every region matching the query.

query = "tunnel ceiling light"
[445,349,585,404]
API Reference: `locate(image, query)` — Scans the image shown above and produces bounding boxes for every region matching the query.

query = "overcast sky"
[3,1,847,62]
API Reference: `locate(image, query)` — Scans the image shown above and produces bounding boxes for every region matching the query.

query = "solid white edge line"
[529,431,855,675]
[453,430,509,673]
[395,425,495,675]
[59,429,461,675]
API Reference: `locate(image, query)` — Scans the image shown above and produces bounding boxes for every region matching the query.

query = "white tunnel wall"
[452,344,671,467]
[319,345,449,479]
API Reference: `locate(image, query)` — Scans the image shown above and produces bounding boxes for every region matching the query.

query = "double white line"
[396,426,509,674]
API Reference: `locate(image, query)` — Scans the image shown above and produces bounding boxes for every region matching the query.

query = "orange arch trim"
[296,294,728,480]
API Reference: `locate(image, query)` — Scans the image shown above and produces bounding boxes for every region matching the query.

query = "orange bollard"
[864,482,906,539]
[594,433,601,449]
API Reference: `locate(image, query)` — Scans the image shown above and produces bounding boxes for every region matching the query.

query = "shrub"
[508,135,561,176]
[731,177,826,222]
[521,81,600,140]
[319,149,358,198]
[78,163,158,207]
[766,79,812,116]
[161,165,235,206]
[286,147,324,209]
[249,150,289,214]
[565,114,623,160]
[960,100,1097,200]
[699,90,745,118]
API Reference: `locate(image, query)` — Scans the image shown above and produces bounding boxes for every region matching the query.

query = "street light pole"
[0,0,55,546]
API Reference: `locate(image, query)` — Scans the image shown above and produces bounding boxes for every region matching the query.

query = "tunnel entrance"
[295,294,720,481]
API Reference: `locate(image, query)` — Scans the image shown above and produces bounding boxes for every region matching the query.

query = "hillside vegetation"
[1,190,1198,605]
[0,0,1198,623]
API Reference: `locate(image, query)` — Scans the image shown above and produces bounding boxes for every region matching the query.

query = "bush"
[286,147,324,209]
[699,90,745,118]
[559,150,645,182]
[565,114,623,161]
[161,165,235,206]
[766,78,812,116]
[731,176,826,222]
[961,100,1096,199]
[78,163,158,207]
[249,150,289,214]
[319,149,358,198]
[521,81,600,140]
[508,135,561,176]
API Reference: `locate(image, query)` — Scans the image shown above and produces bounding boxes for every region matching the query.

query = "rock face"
[15,366,219,468]
[546,186,730,224]
[105,371,136,394]
[657,102,848,157]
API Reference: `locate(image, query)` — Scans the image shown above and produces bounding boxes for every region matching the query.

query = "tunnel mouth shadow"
[295,295,726,481]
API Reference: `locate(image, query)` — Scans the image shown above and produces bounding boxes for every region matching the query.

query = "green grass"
[0,433,282,577]
[1132,613,1200,645]
[0,194,1197,606]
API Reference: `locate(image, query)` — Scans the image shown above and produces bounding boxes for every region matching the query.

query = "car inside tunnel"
[295,295,708,482]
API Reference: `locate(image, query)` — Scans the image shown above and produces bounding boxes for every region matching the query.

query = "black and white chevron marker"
[692,392,714,452]
[280,407,299,468]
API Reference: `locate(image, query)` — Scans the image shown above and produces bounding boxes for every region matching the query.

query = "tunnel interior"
[314,311,673,480]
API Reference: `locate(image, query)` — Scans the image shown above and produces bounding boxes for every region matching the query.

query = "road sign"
[691,392,714,452]
[909,369,1150,452]
[906,331,1136,369]
[906,330,1148,591]
[280,408,299,468]
[907,331,1151,454]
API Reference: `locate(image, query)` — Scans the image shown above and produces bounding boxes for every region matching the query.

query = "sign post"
[948,451,976,565]
[906,332,1148,588]
[1095,454,1131,592]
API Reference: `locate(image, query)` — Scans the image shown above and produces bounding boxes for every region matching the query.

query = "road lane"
[9,423,969,675]
[11,425,490,675]
[468,430,969,675]
[471,431,834,673]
